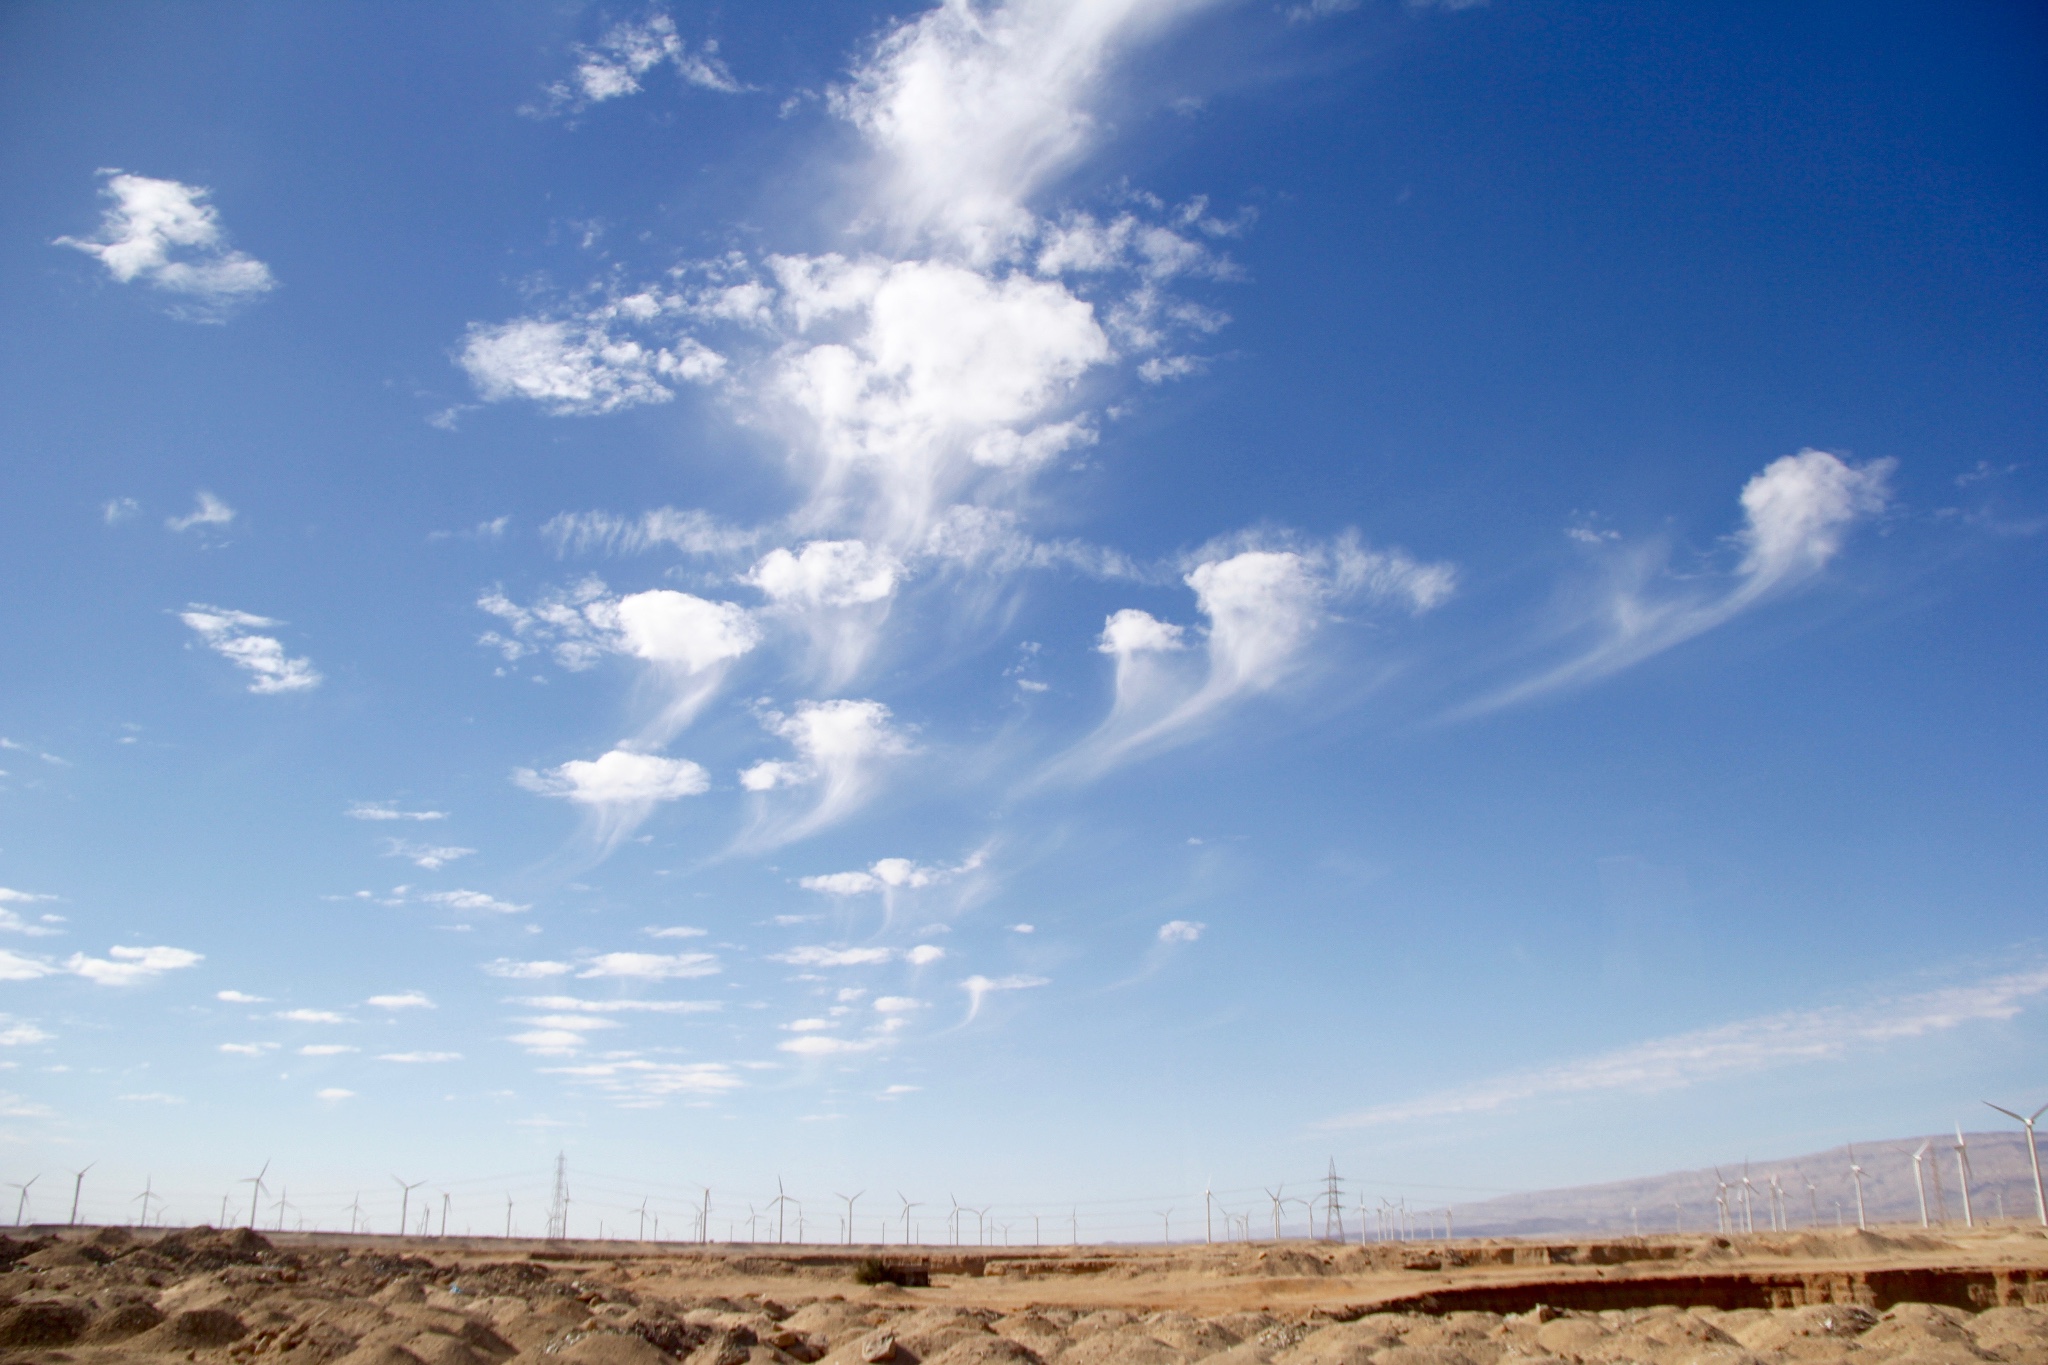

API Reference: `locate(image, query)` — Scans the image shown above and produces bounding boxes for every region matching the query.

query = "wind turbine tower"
[1985,1100,2048,1226]
[547,1154,570,1241]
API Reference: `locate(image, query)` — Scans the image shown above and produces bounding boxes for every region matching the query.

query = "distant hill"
[1441,1132,2044,1238]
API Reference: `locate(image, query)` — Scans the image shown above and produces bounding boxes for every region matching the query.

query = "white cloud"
[0,890,61,939]
[421,889,529,916]
[536,14,741,114]
[347,802,447,822]
[383,839,475,870]
[378,1051,462,1063]
[1009,923,1035,934]
[103,497,140,525]
[1474,450,1894,712]
[832,0,1217,262]
[613,589,761,671]
[798,850,983,904]
[645,925,708,939]
[316,1087,355,1101]
[216,990,268,1003]
[66,944,202,986]
[771,945,896,967]
[874,996,923,1013]
[54,171,275,319]
[906,944,946,966]
[166,491,236,533]
[779,1034,879,1055]
[481,958,573,979]
[180,604,322,694]
[749,539,903,608]
[299,1044,357,1056]
[1157,919,1204,943]
[218,1042,276,1056]
[515,749,708,804]
[117,1092,184,1104]
[274,1008,348,1024]
[882,1083,921,1096]
[460,316,723,416]
[785,1017,836,1031]
[960,972,1049,1022]
[366,991,434,1010]
[542,506,762,558]
[576,951,721,981]
[0,1018,52,1047]
[539,1057,742,1100]
[509,995,720,1014]
[1322,963,2048,1129]
[1059,532,1452,776]
[0,950,56,982]
[740,699,912,842]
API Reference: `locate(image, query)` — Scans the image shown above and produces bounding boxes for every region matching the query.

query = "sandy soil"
[1,1224,2044,1365]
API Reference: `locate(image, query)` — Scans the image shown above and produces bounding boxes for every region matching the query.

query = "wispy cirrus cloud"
[531,13,741,117]
[179,605,321,694]
[347,801,448,822]
[1467,449,1894,714]
[1320,963,2048,1129]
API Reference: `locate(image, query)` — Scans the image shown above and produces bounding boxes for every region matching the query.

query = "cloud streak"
[55,171,275,320]
[1320,963,2048,1129]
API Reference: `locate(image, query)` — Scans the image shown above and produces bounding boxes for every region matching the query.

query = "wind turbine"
[241,1161,271,1230]
[1953,1125,1975,1229]
[1204,1181,1214,1244]
[1985,1100,2048,1226]
[1265,1187,1284,1240]
[771,1178,797,1244]
[132,1177,158,1228]
[1712,1168,1730,1234]
[1848,1145,1869,1230]
[638,1197,650,1242]
[836,1191,863,1246]
[441,1193,452,1238]
[1157,1209,1171,1243]
[505,1195,513,1239]
[393,1176,426,1237]
[974,1205,990,1245]
[1739,1164,1757,1234]
[947,1194,962,1245]
[1911,1142,1932,1228]
[272,1186,293,1232]
[897,1192,920,1245]
[7,1174,36,1228]
[1805,1174,1819,1228]
[66,1164,93,1227]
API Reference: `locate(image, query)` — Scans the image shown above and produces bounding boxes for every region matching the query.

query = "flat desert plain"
[2,1224,2045,1364]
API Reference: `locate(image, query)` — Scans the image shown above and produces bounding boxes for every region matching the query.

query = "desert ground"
[2,1223,2045,1365]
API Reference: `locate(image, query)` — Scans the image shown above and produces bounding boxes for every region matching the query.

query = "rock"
[337,1345,431,1365]
[860,1332,902,1362]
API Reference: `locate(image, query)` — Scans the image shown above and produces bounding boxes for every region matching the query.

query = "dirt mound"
[0,1301,91,1347]
[151,1224,284,1270]
[80,1300,166,1341]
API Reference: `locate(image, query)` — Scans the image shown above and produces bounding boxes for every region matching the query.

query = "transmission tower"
[547,1153,570,1241]
[1323,1158,1343,1241]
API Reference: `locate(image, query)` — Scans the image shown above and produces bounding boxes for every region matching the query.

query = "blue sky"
[1,0,2044,1241]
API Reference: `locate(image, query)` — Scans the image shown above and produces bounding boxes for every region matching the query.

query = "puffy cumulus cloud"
[515,749,710,848]
[535,14,740,114]
[1472,450,1894,713]
[460,316,724,417]
[739,699,912,843]
[54,172,275,319]
[316,1087,356,1102]
[1157,919,1204,943]
[166,491,236,533]
[832,0,1218,262]
[216,990,267,1004]
[797,850,984,907]
[770,258,1111,541]
[874,996,923,1013]
[480,958,573,979]
[421,889,529,916]
[1059,532,1454,777]
[0,889,61,939]
[748,540,903,609]
[366,991,434,1010]
[180,605,321,694]
[481,580,758,747]
[65,944,202,986]
[906,944,947,966]
[576,951,721,981]
[960,972,1049,1022]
